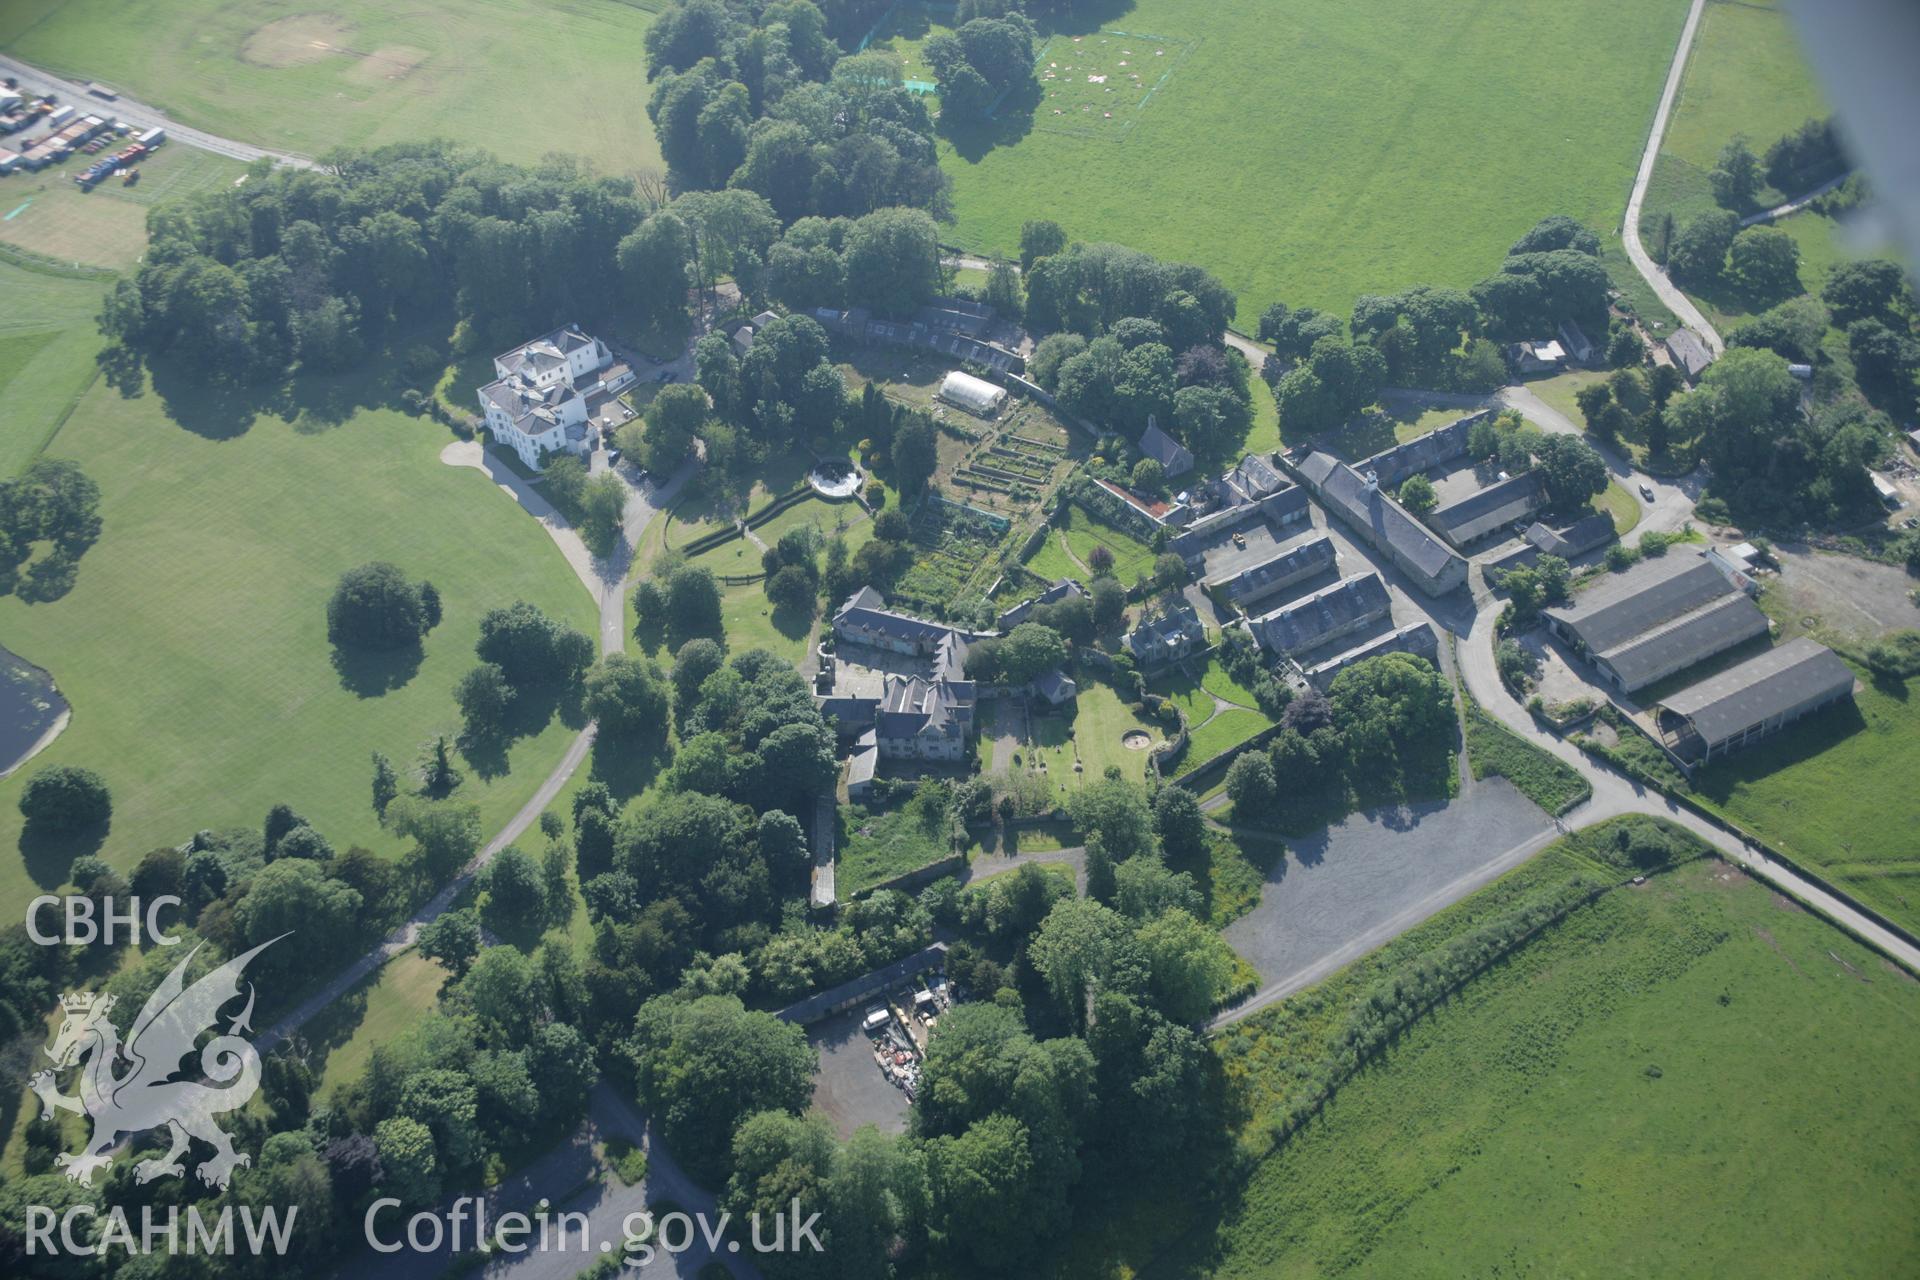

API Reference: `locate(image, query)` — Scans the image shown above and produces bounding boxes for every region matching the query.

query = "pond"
[0,643,68,777]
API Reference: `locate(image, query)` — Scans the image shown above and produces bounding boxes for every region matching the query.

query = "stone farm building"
[821,587,1076,765]
[1249,572,1391,657]
[1294,452,1468,596]
[1426,470,1547,549]
[1487,511,1617,575]
[1168,483,1311,568]
[1544,551,1768,693]
[1206,534,1338,614]
[477,324,634,469]
[1656,636,1855,763]
[997,578,1087,630]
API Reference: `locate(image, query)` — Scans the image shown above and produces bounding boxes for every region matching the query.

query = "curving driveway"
[256,451,695,1054]
[1620,0,1723,356]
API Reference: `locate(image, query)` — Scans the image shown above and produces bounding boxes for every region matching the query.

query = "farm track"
[1620,0,1724,356]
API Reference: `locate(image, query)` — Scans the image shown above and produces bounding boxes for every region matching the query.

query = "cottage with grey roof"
[1137,418,1195,478]
[1656,637,1855,762]
[1526,511,1616,560]
[1544,551,1768,692]
[1250,572,1392,656]
[1665,328,1715,382]
[1294,453,1468,596]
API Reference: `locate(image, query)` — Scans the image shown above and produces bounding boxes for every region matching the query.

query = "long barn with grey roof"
[1250,572,1392,656]
[1656,637,1855,762]
[1545,552,1768,692]
[1356,413,1484,488]
[1426,470,1546,548]
[1207,535,1337,612]
[1294,453,1468,596]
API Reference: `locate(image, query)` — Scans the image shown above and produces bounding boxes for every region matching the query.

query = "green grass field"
[0,145,248,271]
[1692,668,1920,937]
[0,370,597,917]
[0,0,662,169]
[1193,845,1920,1278]
[1661,0,1829,172]
[0,258,109,475]
[938,0,1688,322]
[840,792,952,896]
[1184,708,1268,764]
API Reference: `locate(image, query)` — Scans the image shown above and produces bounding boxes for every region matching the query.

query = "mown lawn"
[0,0,663,169]
[1025,681,1164,794]
[716,581,815,667]
[1060,513,1157,585]
[1186,709,1270,766]
[937,0,1686,321]
[0,145,247,271]
[0,369,596,917]
[1692,668,1920,937]
[0,259,109,476]
[1191,845,1920,1279]
[1591,480,1642,536]
[309,948,448,1098]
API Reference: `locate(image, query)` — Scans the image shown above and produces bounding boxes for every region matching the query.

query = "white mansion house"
[477,325,634,470]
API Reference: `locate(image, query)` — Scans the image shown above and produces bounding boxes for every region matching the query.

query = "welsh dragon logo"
[30,937,282,1189]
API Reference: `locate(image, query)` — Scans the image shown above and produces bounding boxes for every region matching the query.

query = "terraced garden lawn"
[0,258,109,475]
[1059,515,1157,586]
[1691,667,1920,937]
[1021,528,1086,583]
[751,495,874,554]
[937,0,1686,322]
[1192,840,1920,1279]
[0,0,663,169]
[0,368,596,917]
[1025,682,1164,793]
[1185,709,1269,765]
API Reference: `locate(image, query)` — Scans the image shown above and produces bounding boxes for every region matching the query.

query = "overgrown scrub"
[1463,705,1591,814]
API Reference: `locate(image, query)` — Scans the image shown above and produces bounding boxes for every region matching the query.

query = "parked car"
[1638,483,1655,501]
[605,448,622,465]
[655,369,677,383]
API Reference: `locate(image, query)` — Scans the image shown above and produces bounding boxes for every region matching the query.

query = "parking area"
[1195,518,1289,580]
[807,1009,910,1139]
[1221,777,1552,990]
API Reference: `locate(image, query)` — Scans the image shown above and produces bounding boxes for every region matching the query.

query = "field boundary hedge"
[1573,711,1920,963]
